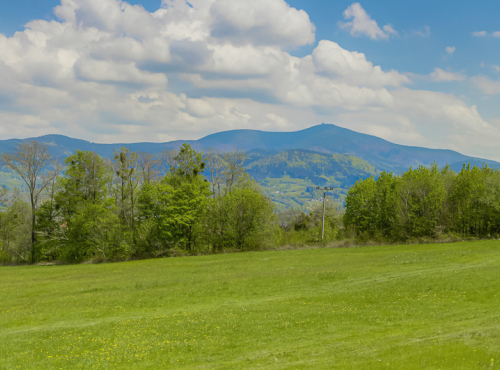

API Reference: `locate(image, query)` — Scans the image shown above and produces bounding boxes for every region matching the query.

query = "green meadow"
[1,241,499,369]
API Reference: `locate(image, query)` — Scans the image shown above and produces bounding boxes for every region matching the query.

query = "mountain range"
[0,123,495,172]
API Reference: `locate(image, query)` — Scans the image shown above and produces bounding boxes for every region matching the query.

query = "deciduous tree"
[1,141,59,262]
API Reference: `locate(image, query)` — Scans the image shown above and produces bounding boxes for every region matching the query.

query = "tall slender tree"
[112,148,140,243]
[1,141,59,262]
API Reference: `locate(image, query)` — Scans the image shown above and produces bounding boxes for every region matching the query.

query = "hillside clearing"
[1,241,499,369]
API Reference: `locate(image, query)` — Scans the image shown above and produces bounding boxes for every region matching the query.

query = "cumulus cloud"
[0,0,498,160]
[494,31,500,38]
[429,68,465,82]
[445,46,455,55]
[210,0,315,46]
[311,40,409,88]
[338,3,397,40]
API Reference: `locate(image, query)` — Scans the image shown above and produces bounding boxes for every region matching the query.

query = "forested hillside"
[244,149,378,209]
[244,149,377,183]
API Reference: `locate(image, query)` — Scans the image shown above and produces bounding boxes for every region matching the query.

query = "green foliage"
[0,195,31,264]
[450,164,488,236]
[34,150,121,262]
[344,163,500,242]
[60,200,122,262]
[136,145,281,256]
[161,175,211,250]
[36,197,60,261]
[204,184,279,251]
[137,144,212,252]
[56,150,111,218]
[344,176,378,238]
[395,164,445,239]
[170,143,206,182]
[112,147,141,244]
[64,150,110,201]
[279,200,342,246]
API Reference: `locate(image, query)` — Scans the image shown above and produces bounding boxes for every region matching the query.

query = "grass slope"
[1,241,500,369]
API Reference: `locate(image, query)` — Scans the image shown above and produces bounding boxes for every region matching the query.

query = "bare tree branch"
[160,149,178,174]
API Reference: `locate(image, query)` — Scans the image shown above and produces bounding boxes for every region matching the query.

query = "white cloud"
[471,76,500,94]
[338,3,397,40]
[471,31,500,38]
[0,112,54,138]
[210,0,315,46]
[472,31,487,37]
[0,0,499,160]
[429,68,465,82]
[411,25,430,37]
[206,44,287,75]
[75,59,168,87]
[265,113,288,128]
[311,40,409,88]
[335,88,500,158]
[181,95,218,118]
[388,89,500,157]
[445,46,455,55]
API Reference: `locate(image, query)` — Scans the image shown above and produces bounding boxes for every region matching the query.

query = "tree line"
[344,163,500,241]
[1,141,497,265]
[0,142,281,264]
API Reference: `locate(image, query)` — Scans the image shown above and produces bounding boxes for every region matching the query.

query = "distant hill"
[245,149,378,187]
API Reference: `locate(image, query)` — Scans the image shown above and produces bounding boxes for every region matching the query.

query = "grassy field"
[1,241,499,369]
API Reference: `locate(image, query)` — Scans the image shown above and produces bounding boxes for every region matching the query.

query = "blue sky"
[1,0,500,160]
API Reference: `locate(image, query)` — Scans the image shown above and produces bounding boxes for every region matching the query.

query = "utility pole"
[316,186,334,242]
